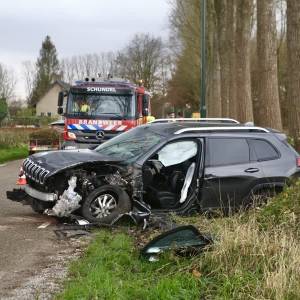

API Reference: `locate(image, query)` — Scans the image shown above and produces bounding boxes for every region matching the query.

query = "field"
[0,128,34,163]
[57,181,300,300]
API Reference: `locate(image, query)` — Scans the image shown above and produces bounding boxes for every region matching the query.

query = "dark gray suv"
[7,120,300,223]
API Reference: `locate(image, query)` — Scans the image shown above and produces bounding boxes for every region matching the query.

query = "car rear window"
[207,138,250,166]
[248,139,279,161]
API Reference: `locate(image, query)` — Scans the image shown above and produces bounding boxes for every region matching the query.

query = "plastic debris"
[45,176,82,217]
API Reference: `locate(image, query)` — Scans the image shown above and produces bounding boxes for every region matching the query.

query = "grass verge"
[0,145,28,164]
[58,181,300,300]
[57,230,201,300]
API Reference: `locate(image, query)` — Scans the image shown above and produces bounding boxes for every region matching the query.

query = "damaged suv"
[7,121,300,224]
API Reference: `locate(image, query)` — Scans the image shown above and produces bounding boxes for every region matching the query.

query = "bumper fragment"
[22,185,58,202]
[6,189,28,202]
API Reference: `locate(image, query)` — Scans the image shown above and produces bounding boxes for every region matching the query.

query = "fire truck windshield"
[67,92,135,119]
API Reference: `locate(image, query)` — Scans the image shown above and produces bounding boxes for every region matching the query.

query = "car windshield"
[95,127,164,161]
[67,92,135,119]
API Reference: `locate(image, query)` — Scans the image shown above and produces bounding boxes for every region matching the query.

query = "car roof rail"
[174,126,270,135]
[150,118,240,124]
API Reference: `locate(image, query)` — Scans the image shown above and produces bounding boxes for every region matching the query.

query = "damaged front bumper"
[6,188,28,203]
[6,185,57,202]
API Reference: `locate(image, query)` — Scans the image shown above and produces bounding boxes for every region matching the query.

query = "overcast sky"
[0,0,170,99]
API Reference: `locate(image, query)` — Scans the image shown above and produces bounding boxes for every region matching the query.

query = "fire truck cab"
[57,78,151,149]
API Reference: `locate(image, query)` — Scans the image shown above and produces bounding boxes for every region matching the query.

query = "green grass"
[0,145,28,164]
[58,181,300,300]
[57,231,201,300]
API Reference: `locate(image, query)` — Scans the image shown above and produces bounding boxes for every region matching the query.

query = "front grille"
[72,129,122,143]
[23,158,50,185]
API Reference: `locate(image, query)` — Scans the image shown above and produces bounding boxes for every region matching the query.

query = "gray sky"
[0,0,170,98]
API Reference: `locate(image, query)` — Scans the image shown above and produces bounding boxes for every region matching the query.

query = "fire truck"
[57,78,152,149]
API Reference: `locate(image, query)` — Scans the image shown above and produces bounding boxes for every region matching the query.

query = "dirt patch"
[1,237,91,300]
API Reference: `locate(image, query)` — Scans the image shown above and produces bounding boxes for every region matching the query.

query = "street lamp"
[200,0,207,117]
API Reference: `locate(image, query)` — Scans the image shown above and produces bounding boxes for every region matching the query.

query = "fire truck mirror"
[57,107,64,115]
[142,95,149,116]
[58,91,64,107]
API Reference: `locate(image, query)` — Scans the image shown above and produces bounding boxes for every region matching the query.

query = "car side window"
[248,139,279,161]
[207,138,250,166]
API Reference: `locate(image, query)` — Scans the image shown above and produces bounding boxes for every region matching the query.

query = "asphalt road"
[0,160,78,299]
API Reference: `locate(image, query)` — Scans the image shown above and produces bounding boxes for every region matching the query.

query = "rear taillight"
[297,157,300,167]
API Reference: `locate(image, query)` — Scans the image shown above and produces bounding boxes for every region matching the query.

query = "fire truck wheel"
[81,185,131,224]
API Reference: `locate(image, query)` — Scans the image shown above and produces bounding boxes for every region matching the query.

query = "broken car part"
[141,225,213,260]
[45,176,82,217]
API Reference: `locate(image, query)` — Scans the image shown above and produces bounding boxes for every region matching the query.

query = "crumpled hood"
[23,149,123,183]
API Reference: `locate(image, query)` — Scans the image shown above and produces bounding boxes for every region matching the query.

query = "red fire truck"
[57,78,152,149]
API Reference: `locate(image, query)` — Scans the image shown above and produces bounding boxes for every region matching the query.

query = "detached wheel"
[81,185,131,224]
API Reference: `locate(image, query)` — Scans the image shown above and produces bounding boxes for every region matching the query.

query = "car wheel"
[81,185,131,224]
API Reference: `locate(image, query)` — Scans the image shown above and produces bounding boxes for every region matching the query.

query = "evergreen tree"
[30,35,59,107]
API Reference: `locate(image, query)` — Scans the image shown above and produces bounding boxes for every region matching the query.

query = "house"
[36,80,70,117]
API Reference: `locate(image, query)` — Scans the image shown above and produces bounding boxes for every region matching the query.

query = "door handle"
[244,167,259,173]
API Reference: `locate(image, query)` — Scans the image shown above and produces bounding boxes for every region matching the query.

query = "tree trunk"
[235,0,254,123]
[207,32,222,117]
[207,0,222,117]
[286,0,300,151]
[227,0,238,119]
[256,0,282,130]
[214,0,230,117]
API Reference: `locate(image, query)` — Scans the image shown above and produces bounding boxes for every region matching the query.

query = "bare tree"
[286,0,300,150]
[60,52,116,84]
[116,33,165,91]
[0,63,16,100]
[22,61,36,103]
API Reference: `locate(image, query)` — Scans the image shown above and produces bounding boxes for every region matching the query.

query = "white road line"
[37,222,51,229]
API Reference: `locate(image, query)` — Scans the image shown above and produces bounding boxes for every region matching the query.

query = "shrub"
[256,179,300,233]
[29,128,60,143]
[0,128,33,148]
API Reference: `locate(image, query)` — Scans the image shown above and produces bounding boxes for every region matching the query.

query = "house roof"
[54,79,70,90]
[37,80,70,104]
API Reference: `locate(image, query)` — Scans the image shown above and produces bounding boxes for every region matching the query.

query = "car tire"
[81,185,131,224]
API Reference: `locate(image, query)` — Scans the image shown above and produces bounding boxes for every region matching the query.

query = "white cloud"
[0,0,170,98]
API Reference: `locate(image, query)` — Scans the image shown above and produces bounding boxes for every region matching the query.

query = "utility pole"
[200,0,207,117]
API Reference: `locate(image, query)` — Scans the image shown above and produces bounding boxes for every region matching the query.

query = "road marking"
[0,164,7,167]
[0,225,9,231]
[37,222,51,229]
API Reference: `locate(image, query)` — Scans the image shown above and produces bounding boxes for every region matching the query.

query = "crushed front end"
[6,150,151,226]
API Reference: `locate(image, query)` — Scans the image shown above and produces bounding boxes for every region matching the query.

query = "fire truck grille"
[70,129,122,143]
[23,158,50,185]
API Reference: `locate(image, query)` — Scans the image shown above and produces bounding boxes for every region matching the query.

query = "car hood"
[23,149,123,181]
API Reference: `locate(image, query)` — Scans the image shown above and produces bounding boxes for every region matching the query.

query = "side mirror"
[58,91,64,107]
[142,94,149,117]
[57,107,63,115]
